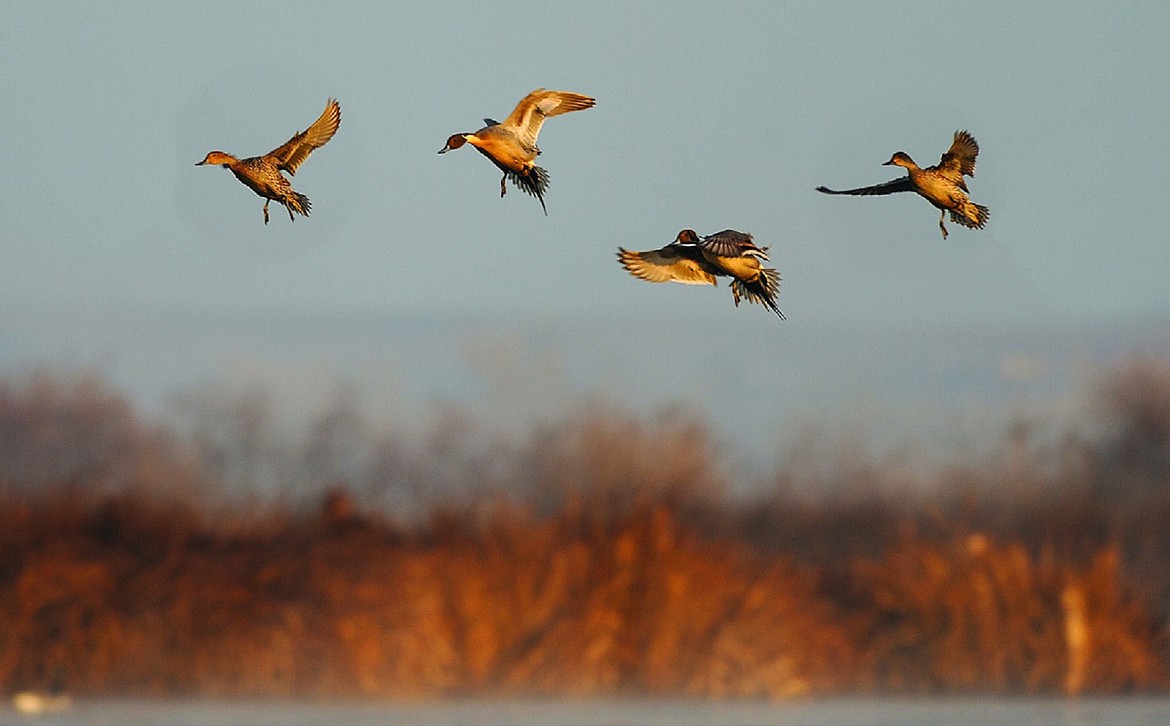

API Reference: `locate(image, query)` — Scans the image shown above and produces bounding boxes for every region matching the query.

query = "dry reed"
[0,364,1167,697]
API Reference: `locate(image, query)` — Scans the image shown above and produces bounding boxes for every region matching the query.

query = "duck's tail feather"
[507,165,550,215]
[731,268,785,319]
[285,192,311,218]
[951,201,988,230]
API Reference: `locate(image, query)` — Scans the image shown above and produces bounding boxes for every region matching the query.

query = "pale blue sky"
[2,2,1169,464]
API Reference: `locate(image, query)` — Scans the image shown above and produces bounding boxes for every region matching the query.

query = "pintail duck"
[816,130,989,239]
[197,98,341,224]
[438,89,595,214]
[618,229,785,319]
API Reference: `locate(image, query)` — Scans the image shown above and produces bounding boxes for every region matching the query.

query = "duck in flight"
[617,229,785,319]
[438,89,595,214]
[197,99,341,224]
[816,130,988,239]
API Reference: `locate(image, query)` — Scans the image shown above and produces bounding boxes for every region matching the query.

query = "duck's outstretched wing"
[268,99,342,175]
[617,246,717,285]
[938,129,979,178]
[501,89,595,150]
[816,177,915,196]
[698,230,768,260]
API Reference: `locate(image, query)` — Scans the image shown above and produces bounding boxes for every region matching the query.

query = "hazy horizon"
[4,303,1167,480]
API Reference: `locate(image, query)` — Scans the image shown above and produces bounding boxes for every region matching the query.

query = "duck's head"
[438,134,468,154]
[882,151,915,168]
[196,151,235,167]
[674,229,700,245]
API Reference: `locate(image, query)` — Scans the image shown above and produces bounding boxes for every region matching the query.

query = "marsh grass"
[0,362,1167,697]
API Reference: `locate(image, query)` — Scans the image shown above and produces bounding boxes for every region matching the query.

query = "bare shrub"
[1091,356,1170,502]
[0,372,193,498]
[516,405,725,522]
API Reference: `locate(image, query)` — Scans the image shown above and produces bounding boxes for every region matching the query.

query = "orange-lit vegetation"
[1,360,1168,697]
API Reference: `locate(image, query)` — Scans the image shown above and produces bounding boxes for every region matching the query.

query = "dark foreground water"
[5,698,1170,726]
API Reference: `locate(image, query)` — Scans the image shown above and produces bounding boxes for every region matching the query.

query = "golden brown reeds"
[839,535,1166,694]
[0,368,1168,697]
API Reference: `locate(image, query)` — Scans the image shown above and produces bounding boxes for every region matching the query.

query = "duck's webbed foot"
[500,175,507,198]
[938,209,949,240]
[263,200,270,225]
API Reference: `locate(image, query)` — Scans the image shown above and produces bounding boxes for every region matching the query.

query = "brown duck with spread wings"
[439,89,595,214]
[817,130,988,239]
[618,229,785,319]
[197,99,341,224]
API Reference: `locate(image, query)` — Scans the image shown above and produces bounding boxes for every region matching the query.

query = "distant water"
[9,698,1170,726]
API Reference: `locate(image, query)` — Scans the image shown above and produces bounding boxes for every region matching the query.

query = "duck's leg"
[938,209,949,240]
[263,200,270,225]
[500,174,507,198]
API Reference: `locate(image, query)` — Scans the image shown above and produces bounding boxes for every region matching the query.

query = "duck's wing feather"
[698,230,768,260]
[617,245,717,285]
[268,98,342,175]
[937,129,979,178]
[501,89,595,149]
[816,177,915,196]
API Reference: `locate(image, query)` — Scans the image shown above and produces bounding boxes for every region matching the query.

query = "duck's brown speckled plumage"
[817,130,989,239]
[438,89,595,215]
[197,98,341,224]
[617,229,785,319]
